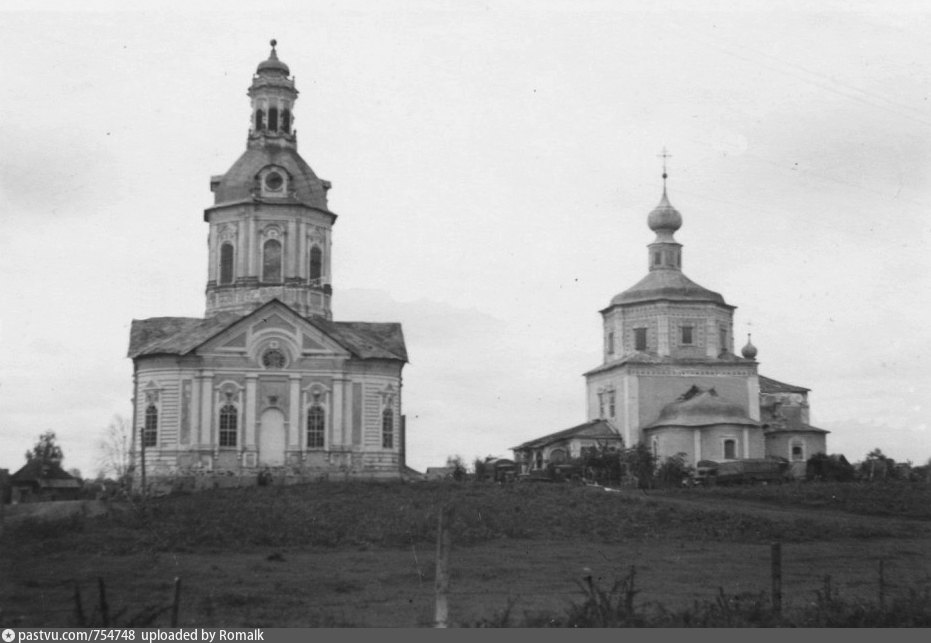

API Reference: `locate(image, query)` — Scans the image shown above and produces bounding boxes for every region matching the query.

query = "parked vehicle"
[712,458,789,485]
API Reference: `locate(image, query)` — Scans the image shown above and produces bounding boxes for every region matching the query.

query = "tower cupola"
[248,39,298,147]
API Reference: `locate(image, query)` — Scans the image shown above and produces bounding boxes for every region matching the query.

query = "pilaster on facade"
[198,372,214,448]
[288,375,301,448]
[245,374,258,448]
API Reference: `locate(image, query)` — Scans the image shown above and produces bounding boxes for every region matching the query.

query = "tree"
[96,415,132,481]
[580,441,623,485]
[860,448,895,481]
[25,430,63,466]
[656,452,693,487]
[446,455,467,481]
[621,443,657,489]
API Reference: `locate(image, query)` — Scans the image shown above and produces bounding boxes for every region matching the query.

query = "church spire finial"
[658,147,671,190]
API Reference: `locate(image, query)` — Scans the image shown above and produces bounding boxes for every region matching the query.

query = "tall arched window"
[382,408,394,449]
[263,239,282,282]
[219,243,234,285]
[282,109,291,133]
[219,405,238,447]
[254,109,265,131]
[144,404,158,447]
[268,107,279,132]
[309,245,322,281]
[307,405,325,448]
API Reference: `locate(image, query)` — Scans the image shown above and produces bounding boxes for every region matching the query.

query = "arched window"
[281,109,291,133]
[268,107,279,132]
[219,405,238,447]
[254,109,265,131]
[382,408,394,449]
[724,439,736,460]
[307,405,325,448]
[263,239,282,282]
[309,245,323,282]
[219,243,234,285]
[791,442,804,461]
[144,404,158,447]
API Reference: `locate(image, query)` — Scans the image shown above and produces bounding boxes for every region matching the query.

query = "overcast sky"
[2,1,929,477]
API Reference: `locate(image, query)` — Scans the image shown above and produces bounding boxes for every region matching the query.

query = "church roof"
[608,269,731,308]
[210,145,332,210]
[511,419,621,451]
[128,303,407,362]
[644,386,758,430]
[758,375,810,394]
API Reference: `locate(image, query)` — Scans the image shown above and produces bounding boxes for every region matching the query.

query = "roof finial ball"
[741,333,758,360]
[271,38,277,49]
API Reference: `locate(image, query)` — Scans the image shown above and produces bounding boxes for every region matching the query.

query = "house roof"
[11,460,81,487]
[759,375,810,394]
[511,419,622,451]
[128,301,407,362]
[644,386,758,430]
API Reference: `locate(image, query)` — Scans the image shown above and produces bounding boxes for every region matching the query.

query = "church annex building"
[127,43,408,481]
[513,176,828,476]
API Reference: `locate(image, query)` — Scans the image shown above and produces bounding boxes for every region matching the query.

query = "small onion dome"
[257,39,290,76]
[741,334,758,359]
[647,188,682,234]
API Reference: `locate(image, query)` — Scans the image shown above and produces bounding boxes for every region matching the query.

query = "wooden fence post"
[434,505,454,628]
[171,577,182,627]
[878,559,885,611]
[770,542,782,616]
[98,577,110,626]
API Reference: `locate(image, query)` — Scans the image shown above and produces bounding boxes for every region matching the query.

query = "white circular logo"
[2,629,15,643]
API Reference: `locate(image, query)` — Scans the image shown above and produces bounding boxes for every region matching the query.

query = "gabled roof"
[512,419,621,451]
[759,375,810,394]
[11,460,81,487]
[128,300,407,362]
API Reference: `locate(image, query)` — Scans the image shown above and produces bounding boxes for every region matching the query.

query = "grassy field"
[2,481,930,627]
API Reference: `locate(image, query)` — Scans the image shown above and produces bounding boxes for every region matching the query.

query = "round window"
[262,348,287,369]
[264,172,284,191]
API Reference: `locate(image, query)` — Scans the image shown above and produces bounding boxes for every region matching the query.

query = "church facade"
[514,175,827,473]
[127,43,408,481]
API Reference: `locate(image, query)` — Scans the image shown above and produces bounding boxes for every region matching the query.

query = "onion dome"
[645,386,758,429]
[741,334,758,359]
[647,188,682,236]
[257,39,290,76]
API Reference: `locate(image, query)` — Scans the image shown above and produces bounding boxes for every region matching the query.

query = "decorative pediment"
[194,300,351,359]
[251,313,296,335]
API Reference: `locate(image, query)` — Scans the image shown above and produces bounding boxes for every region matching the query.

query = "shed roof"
[512,419,621,451]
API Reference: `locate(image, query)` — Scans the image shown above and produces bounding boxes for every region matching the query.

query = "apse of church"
[127,43,408,482]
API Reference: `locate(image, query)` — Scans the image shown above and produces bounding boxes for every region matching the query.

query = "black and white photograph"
[1,0,930,629]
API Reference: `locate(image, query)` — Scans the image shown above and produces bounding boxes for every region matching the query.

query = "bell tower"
[204,40,335,319]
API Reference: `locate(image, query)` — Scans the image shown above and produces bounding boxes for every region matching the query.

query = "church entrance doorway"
[258,408,286,466]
